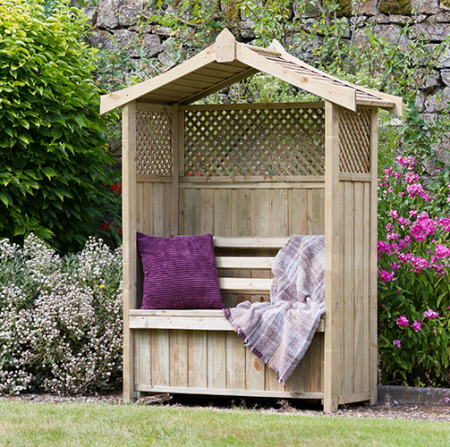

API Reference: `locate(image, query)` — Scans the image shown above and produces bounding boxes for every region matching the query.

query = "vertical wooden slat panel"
[164,182,172,237]
[188,331,207,388]
[289,189,308,235]
[323,101,342,412]
[251,189,270,236]
[236,189,251,236]
[122,101,137,403]
[310,334,324,392]
[363,182,371,393]
[214,190,232,237]
[226,332,246,390]
[369,108,379,404]
[265,365,284,392]
[199,189,214,234]
[270,189,288,236]
[287,359,304,394]
[183,188,197,235]
[151,329,170,387]
[307,189,325,235]
[153,183,165,237]
[172,104,179,236]
[208,332,227,389]
[178,186,185,235]
[246,351,265,391]
[343,181,355,397]
[138,330,151,387]
[143,183,153,235]
[353,182,364,394]
[170,330,188,387]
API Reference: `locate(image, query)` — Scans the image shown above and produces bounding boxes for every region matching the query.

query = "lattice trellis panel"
[339,108,371,173]
[136,110,172,175]
[184,107,325,177]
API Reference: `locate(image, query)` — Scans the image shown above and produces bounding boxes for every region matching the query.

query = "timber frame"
[101,29,403,412]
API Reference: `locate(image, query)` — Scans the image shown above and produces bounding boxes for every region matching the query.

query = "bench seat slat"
[213,236,289,248]
[129,312,325,332]
[218,277,272,291]
[216,256,274,269]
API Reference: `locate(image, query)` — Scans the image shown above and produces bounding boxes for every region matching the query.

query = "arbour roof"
[100,29,402,116]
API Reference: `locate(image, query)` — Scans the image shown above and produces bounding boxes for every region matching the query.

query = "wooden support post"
[369,108,378,405]
[172,104,179,236]
[122,101,137,403]
[323,101,341,413]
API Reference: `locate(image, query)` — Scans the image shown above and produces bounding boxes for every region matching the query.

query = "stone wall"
[86,1,450,105]
[85,0,450,156]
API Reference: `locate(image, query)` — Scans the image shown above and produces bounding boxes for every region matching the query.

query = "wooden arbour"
[100,29,403,412]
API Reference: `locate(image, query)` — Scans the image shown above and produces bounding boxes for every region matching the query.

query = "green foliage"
[0,0,113,252]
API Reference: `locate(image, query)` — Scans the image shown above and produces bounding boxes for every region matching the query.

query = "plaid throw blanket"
[223,235,325,385]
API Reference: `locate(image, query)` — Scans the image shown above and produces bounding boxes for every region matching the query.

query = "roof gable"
[100,29,402,116]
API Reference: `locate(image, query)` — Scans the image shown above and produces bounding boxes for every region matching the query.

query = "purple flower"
[393,339,401,349]
[407,184,424,198]
[396,315,409,327]
[424,309,439,319]
[412,320,421,332]
[389,210,399,219]
[445,397,449,403]
[380,270,395,282]
[435,244,450,259]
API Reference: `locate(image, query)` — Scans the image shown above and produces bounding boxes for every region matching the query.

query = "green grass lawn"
[0,401,449,447]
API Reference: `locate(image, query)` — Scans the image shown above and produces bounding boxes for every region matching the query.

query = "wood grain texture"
[122,101,137,403]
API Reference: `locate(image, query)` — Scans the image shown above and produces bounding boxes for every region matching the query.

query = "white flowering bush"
[0,234,123,394]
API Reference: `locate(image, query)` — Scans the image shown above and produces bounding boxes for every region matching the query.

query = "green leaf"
[0,192,13,206]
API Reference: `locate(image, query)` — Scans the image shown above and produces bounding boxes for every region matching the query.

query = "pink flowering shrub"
[0,234,123,394]
[378,156,450,387]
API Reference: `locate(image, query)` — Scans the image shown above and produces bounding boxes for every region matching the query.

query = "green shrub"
[0,0,113,252]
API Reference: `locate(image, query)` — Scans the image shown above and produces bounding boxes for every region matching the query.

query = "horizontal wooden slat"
[135,385,324,399]
[219,277,272,291]
[180,101,325,111]
[213,237,289,248]
[180,182,326,189]
[130,309,225,317]
[129,312,325,332]
[130,315,234,331]
[179,175,325,183]
[216,256,274,269]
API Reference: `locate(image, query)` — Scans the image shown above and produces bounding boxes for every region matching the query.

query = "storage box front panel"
[134,329,324,396]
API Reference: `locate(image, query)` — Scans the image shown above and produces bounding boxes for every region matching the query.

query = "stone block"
[118,5,142,27]
[417,70,441,90]
[389,14,412,23]
[410,0,439,15]
[354,25,409,50]
[423,86,450,112]
[360,0,378,15]
[96,0,120,29]
[441,69,450,86]
[411,23,450,41]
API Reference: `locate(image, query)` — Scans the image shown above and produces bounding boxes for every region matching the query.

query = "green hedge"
[0,0,112,253]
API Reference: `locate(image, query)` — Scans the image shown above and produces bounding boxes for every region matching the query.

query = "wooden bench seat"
[130,309,325,332]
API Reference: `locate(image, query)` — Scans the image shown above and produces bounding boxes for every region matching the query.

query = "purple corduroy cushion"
[137,232,224,310]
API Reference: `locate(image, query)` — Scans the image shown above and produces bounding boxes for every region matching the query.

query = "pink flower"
[393,339,401,349]
[435,244,450,259]
[390,262,400,271]
[380,270,395,282]
[445,397,449,403]
[409,210,418,218]
[390,210,399,219]
[396,315,409,327]
[387,232,400,241]
[424,309,439,319]
[412,320,421,332]
[407,184,424,198]
[411,256,428,273]
[405,172,420,184]
[378,241,392,255]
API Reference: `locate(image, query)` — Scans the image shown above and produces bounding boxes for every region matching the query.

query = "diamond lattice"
[184,107,325,177]
[339,108,371,173]
[136,110,172,175]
